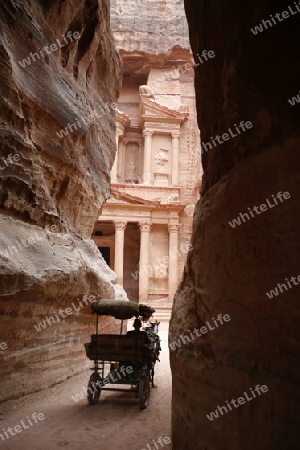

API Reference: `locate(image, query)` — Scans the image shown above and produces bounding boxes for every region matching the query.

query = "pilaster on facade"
[171,131,180,186]
[114,220,127,286]
[138,221,152,302]
[168,222,180,303]
[142,129,154,185]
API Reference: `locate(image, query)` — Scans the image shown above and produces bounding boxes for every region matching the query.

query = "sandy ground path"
[0,323,171,450]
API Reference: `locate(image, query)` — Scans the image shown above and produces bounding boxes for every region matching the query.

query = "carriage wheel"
[138,376,150,409]
[87,374,101,405]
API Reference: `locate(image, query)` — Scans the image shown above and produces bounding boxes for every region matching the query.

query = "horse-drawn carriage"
[84,299,160,409]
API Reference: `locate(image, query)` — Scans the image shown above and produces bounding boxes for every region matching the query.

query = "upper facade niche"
[114,84,189,188]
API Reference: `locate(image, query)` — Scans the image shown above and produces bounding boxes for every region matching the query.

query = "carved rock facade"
[92,0,201,308]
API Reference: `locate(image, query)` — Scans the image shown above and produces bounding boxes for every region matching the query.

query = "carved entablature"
[143,122,180,134]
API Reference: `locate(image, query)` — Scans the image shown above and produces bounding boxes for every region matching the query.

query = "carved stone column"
[111,127,124,183]
[142,129,153,184]
[171,131,180,186]
[139,221,151,302]
[114,221,127,285]
[168,223,180,303]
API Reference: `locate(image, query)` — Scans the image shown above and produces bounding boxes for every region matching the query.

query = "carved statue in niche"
[154,263,168,279]
[155,148,169,168]
[128,156,137,176]
[125,142,139,182]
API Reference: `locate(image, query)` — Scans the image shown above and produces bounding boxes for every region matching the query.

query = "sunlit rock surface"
[0,0,125,401]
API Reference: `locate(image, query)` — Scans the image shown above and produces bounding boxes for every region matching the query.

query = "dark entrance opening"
[124,222,140,303]
[99,247,110,266]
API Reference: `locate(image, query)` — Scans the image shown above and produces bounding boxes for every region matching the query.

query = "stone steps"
[152,305,173,322]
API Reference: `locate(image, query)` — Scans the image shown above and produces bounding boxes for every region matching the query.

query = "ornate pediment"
[109,188,161,206]
[139,96,189,125]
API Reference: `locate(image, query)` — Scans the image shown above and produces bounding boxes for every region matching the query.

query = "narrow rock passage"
[0,323,171,450]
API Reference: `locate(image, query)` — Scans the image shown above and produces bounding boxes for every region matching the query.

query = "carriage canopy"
[91,299,155,321]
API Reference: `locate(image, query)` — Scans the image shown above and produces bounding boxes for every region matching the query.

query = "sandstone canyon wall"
[0,0,126,402]
[170,1,300,449]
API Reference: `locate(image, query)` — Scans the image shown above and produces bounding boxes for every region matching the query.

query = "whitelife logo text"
[266,274,300,299]
[169,314,231,351]
[201,121,253,154]
[228,191,291,228]
[18,31,80,68]
[0,412,45,442]
[206,385,269,421]
[251,3,300,35]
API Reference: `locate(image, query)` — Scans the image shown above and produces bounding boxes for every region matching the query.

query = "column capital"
[116,125,125,138]
[168,223,180,233]
[114,221,127,230]
[171,130,180,139]
[139,221,152,232]
[143,129,154,138]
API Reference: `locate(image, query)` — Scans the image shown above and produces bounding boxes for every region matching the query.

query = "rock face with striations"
[170,1,300,449]
[0,0,125,401]
[111,0,190,54]
[110,0,191,75]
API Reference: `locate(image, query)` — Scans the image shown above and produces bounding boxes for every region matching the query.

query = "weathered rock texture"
[111,0,190,55]
[0,0,125,401]
[111,0,191,79]
[170,1,300,449]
